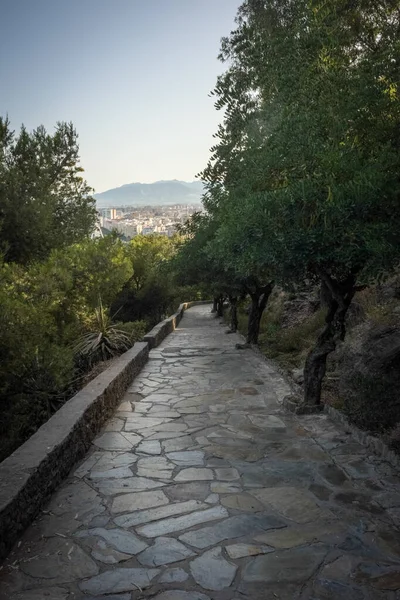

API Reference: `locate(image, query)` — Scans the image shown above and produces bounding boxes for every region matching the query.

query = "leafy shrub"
[74,300,133,364]
[0,231,199,461]
[260,308,326,369]
[116,320,147,343]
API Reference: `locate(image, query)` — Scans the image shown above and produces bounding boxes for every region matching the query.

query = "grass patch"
[356,287,399,326]
[231,290,326,371]
[259,308,326,369]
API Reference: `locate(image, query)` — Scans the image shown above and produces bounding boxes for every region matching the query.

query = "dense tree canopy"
[0,118,96,264]
[126,234,177,291]
[177,0,400,405]
[0,118,201,460]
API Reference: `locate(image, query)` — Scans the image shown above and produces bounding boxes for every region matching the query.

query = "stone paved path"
[2,305,400,600]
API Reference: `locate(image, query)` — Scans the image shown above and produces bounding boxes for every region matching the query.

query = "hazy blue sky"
[0,0,241,192]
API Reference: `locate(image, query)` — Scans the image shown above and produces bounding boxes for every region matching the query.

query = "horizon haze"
[0,0,241,193]
[94,179,204,208]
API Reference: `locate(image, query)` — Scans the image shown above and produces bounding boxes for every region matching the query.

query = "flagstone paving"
[2,305,400,599]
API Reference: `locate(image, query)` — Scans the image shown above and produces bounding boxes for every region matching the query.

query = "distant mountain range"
[94,180,204,208]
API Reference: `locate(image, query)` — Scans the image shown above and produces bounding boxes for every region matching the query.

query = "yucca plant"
[74,298,132,364]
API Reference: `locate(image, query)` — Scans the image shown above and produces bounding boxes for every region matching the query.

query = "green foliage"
[0,235,133,459]
[232,292,326,369]
[177,0,400,400]
[0,225,194,460]
[74,299,133,364]
[173,211,246,302]
[0,119,196,460]
[126,234,177,291]
[116,320,147,343]
[0,118,97,264]
[259,310,327,369]
[200,0,400,287]
[0,259,73,398]
[47,234,133,330]
[111,233,200,327]
[0,257,77,460]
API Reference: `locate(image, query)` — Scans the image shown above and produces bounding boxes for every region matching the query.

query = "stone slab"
[251,486,332,523]
[137,505,229,537]
[179,514,286,549]
[152,592,210,600]
[136,440,162,455]
[89,466,134,479]
[111,489,169,514]
[254,522,344,549]
[12,589,71,600]
[221,493,264,512]
[175,468,214,482]
[190,546,237,590]
[86,538,132,564]
[75,527,148,554]
[242,545,329,583]
[79,568,160,594]
[123,417,167,430]
[159,567,189,583]
[95,477,163,496]
[138,536,195,566]
[166,482,211,502]
[114,500,208,528]
[19,539,99,582]
[166,451,205,466]
[93,432,142,450]
[225,543,274,559]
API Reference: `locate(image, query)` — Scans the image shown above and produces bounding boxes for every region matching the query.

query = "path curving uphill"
[1,305,400,599]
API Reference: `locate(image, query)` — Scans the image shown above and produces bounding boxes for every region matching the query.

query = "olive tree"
[200,0,400,403]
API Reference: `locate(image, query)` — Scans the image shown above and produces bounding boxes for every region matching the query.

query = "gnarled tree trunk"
[217,295,224,317]
[303,270,358,405]
[211,297,218,313]
[228,295,238,332]
[246,282,274,345]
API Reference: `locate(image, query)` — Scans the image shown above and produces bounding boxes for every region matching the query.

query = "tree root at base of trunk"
[235,342,252,349]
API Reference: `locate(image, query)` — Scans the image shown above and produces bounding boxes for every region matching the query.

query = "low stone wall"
[324,404,400,469]
[0,342,149,560]
[143,300,210,349]
[0,300,211,560]
[282,393,400,469]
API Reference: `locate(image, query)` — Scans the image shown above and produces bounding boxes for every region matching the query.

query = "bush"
[116,321,147,343]
[0,231,201,461]
[259,305,326,369]
[74,301,136,365]
[0,344,76,462]
[231,291,326,369]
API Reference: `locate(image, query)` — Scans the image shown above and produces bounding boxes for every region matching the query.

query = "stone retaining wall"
[143,301,210,349]
[0,343,148,560]
[0,300,210,560]
[282,393,400,469]
[324,404,400,469]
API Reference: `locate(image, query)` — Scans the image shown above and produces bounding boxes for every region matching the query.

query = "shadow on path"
[1,305,400,599]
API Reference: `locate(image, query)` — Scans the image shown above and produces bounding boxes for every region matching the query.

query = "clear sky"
[0,0,241,192]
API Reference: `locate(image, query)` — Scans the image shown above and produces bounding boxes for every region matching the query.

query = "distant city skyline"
[0,0,241,192]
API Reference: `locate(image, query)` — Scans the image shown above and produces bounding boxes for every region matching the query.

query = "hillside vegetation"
[174,0,400,439]
[2,0,400,460]
[0,119,202,461]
